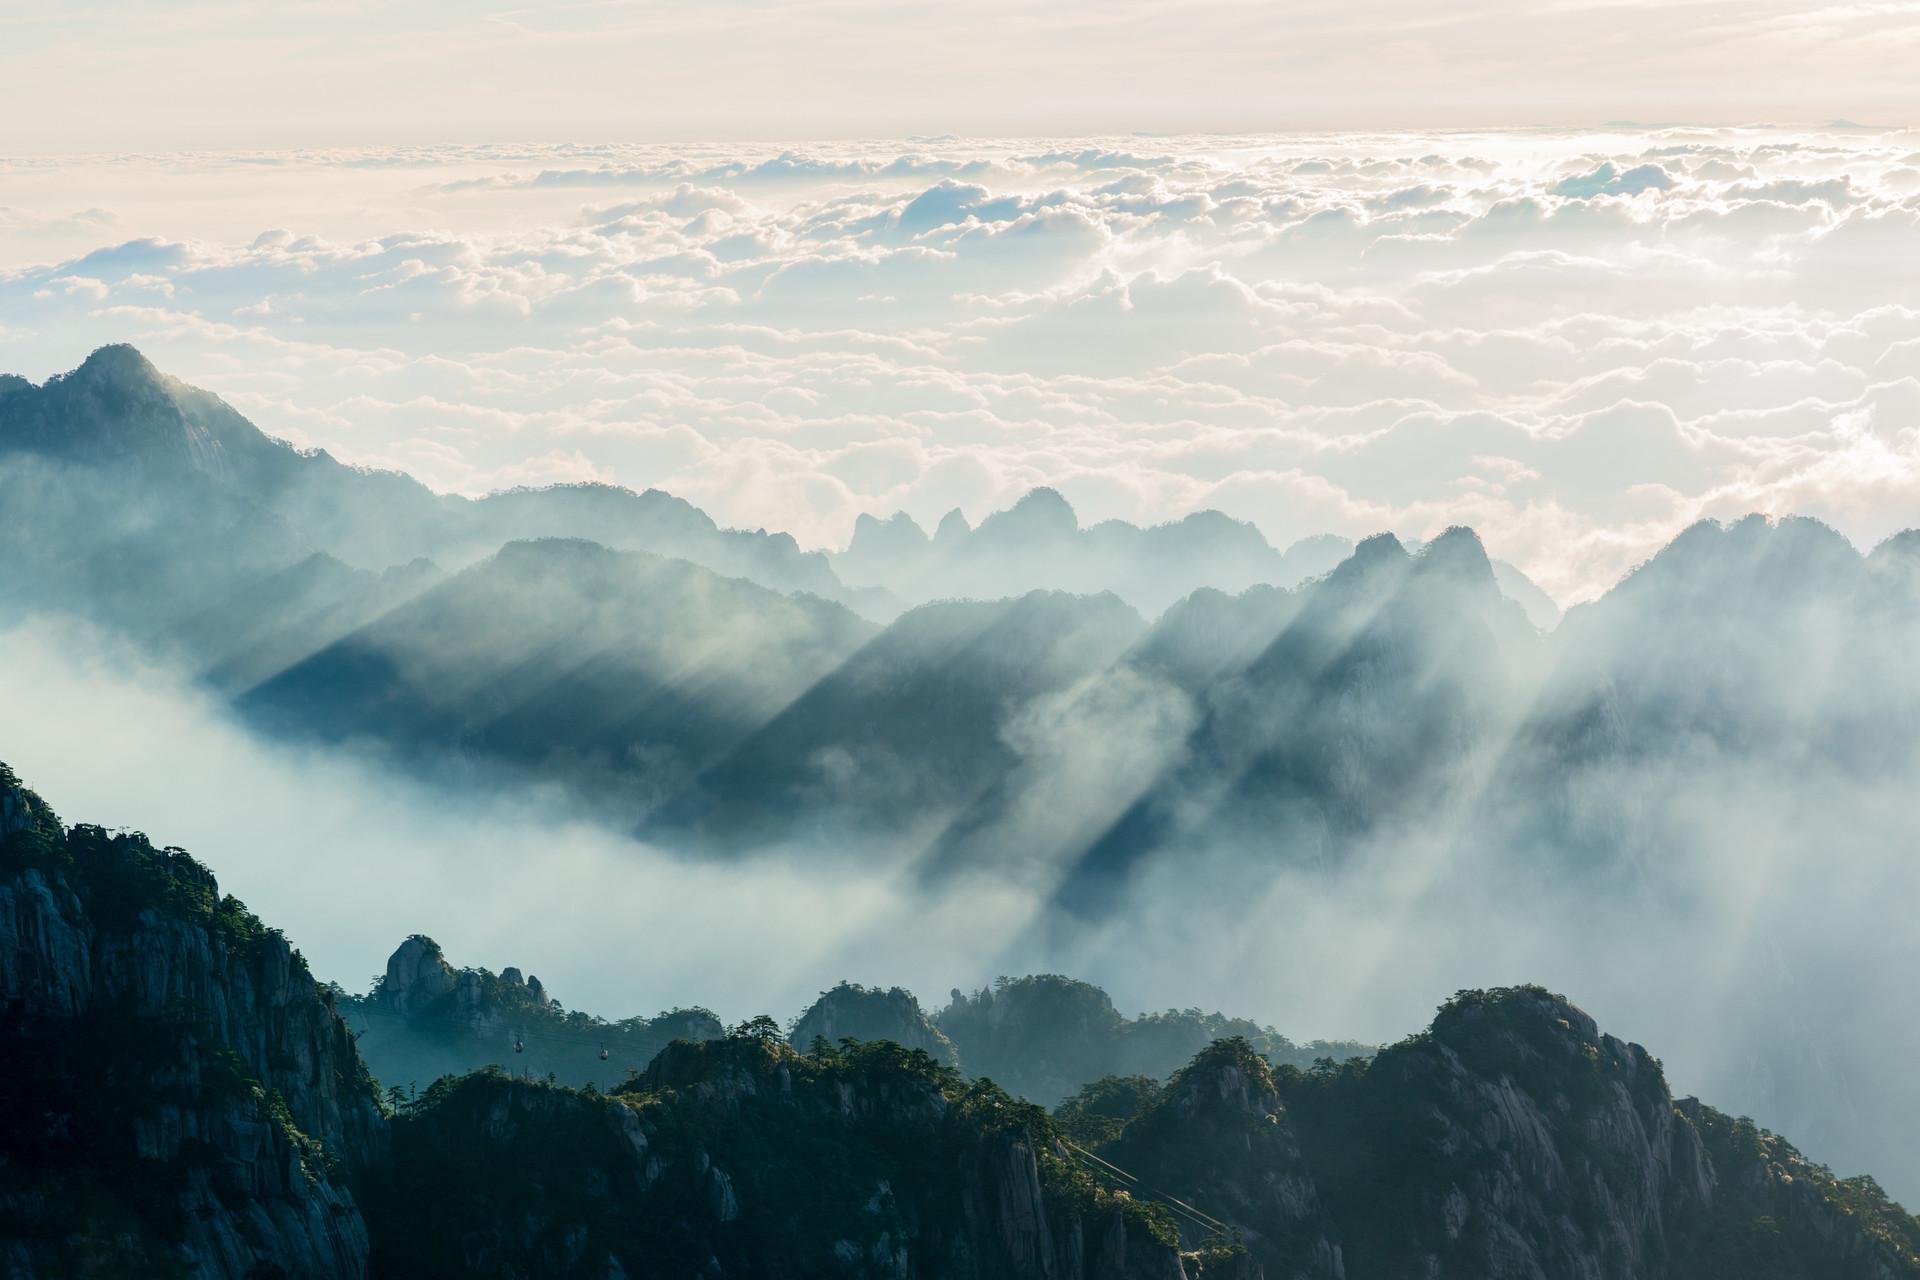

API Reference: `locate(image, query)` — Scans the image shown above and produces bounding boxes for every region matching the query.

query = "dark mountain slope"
[1105,987,1920,1280]
[0,449,317,637]
[241,538,876,817]
[1126,583,1306,695]
[0,344,300,484]
[1533,513,1919,771]
[0,345,867,614]
[1061,527,1539,912]
[910,579,1313,889]
[164,552,445,695]
[367,1033,1225,1280]
[650,589,1147,853]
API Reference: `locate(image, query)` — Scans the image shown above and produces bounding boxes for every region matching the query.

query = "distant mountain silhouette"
[6,350,1913,877]
[242,539,876,818]
[835,486,1559,624]
[1537,513,1916,770]
[0,345,865,612]
[836,487,1342,617]
[648,588,1148,852]
[167,552,445,694]
[1050,527,1542,911]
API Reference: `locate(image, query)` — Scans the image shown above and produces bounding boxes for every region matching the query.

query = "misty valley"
[4,346,1920,1279]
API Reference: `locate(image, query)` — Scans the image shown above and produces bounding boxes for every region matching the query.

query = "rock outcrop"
[0,763,387,1279]
[380,933,459,1013]
[341,935,724,1094]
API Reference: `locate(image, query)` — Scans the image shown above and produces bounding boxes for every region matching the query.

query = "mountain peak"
[789,981,958,1066]
[1010,485,1076,522]
[975,486,1079,544]
[846,510,929,558]
[1310,532,1415,606]
[0,343,247,479]
[1870,528,1920,563]
[933,507,972,547]
[1632,513,1860,596]
[1331,530,1409,577]
[1416,524,1496,585]
[49,344,183,415]
[71,342,166,390]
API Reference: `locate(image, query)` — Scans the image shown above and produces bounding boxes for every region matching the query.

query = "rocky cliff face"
[369,1033,1253,1280]
[1105,987,1920,1280]
[340,935,724,1095]
[1670,1099,1920,1280]
[0,763,387,1279]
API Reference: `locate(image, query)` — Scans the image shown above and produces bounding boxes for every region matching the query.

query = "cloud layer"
[4,126,1919,602]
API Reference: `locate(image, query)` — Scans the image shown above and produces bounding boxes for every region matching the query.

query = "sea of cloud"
[10,595,1920,1199]
[3,126,1918,602]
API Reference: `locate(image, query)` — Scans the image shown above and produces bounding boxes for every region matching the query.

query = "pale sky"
[2,1,1918,152]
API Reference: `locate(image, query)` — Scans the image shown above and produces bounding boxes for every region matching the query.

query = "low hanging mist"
[6,573,1920,1203]
[0,618,1020,1025]
[4,345,1920,1207]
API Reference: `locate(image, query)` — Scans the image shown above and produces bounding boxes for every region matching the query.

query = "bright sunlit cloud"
[4,127,1917,603]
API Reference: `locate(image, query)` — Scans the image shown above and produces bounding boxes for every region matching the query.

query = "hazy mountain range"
[0,346,1586,843]
[5,345,1920,1208]
[342,934,1374,1105]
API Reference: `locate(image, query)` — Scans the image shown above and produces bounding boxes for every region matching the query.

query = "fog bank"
[5,614,1919,1202]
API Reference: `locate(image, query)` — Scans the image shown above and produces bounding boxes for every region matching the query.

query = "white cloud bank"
[3,126,1919,602]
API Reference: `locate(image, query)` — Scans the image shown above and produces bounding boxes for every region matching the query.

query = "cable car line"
[1061,1140,1234,1238]
[344,1002,702,1057]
